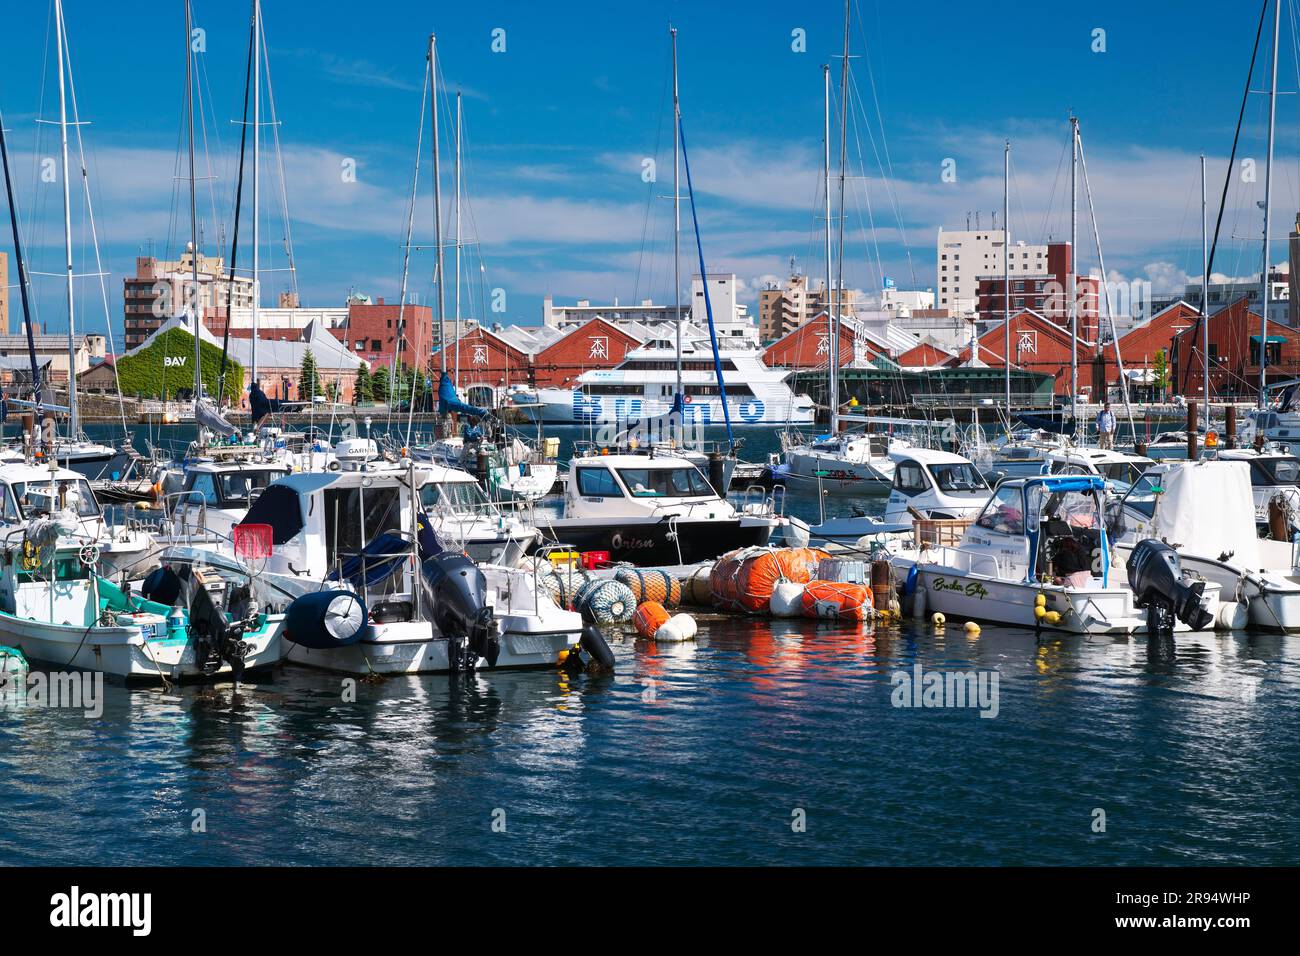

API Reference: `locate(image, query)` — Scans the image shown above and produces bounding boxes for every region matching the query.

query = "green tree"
[1153,349,1169,401]
[353,363,371,405]
[299,349,324,401]
[371,365,390,405]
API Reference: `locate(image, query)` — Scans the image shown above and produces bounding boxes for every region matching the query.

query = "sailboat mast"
[672,26,682,402]
[1003,140,1010,416]
[831,0,849,435]
[822,65,833,421]
[55,0,77,437]
[1201,153,1210,427]
[454,90,461,387]
[430,33,446,377]
[251,0,260,390]
[185,0,201,404]
[1069,115,1078,430]
[1259,0,1280,409]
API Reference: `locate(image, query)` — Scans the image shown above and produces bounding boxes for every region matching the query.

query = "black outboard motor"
[422,551,498,672]
[185,572,252,681]
[1126,539,1214,638]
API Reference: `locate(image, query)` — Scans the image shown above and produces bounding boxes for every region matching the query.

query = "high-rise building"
[1288,213,1300,326]
[122,243,256,349]
[937,227,1050,314]
[757,273,856,342]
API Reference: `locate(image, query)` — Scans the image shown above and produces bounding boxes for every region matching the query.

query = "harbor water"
[0,422,1295,865]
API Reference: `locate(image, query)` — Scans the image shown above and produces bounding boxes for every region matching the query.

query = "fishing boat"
[537,451,785,565]
[890,474,1228,635]
[0,528,281,682]
[1110,459,1297,631]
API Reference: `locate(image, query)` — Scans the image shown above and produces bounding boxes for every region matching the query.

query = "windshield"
[930,463,988,493]
[1121,474,1161,520]
[1250,457,1300,486]
[185,469,286,507]
[14,478,100,518]
[420,480,494,514]
[616,466,714,498]
[1098,460,1147,491]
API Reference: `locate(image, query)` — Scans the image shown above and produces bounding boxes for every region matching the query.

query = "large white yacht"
[509,337,816,426]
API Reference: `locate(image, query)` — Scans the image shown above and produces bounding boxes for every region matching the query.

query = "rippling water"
[2,619,1296,866]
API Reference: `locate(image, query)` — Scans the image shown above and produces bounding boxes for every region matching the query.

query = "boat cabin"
[885,448,991,523]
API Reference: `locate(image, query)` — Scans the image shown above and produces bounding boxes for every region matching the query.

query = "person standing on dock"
[1096,403,1115,450]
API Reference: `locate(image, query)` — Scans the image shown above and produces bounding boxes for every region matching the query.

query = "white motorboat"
[1111,459,1300,631]
[983,428,1070,481]
[418,434,559,504]
[787,447,991,547]
[536,451,785,565]
[890,474,1230,635]
[1040,447,1154,494]
[416,462,541,566]
[163,457,579,676]
[773,428,902,495]
[0,529,281,682]
[0,459,154,580]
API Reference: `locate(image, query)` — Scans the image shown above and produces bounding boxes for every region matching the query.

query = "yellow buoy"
[964,621,980,635]
[931,612,946,627]
[1044,610,1061,626]
[1034,605,1047,620]
[1035,593,1046,607]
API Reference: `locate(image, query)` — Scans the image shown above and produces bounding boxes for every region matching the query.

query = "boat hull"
[2,613,284,682]
[535,516,776,565]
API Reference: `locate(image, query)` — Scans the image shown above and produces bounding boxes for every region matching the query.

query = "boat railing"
[736,483,783,519]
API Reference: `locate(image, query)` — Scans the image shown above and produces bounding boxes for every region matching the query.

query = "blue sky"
[1,0,1296,345]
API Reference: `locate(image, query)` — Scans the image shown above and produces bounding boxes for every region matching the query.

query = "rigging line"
[1181,0,1269,395]
[61,18,131,440]
[843,74,887,293]
[0,106,44,408]
[260,19,298,300]
[1077,130,1135,439]
[1039,133,1069,244]
[632,42,671,305]
[217,6,255,408]
[844,22,916,288]
[390,56,429,423]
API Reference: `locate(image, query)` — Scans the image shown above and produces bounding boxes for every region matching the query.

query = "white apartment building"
[543,273,756,343]
[879,286,935,317]
[936,228,1048,315]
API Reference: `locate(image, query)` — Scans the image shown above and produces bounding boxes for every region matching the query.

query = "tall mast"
[831,0,849,435]
[55,0,77,436]
[823,64,832,399]
[1069,115,1078,430]
[1003,140,1010,416]
[251,0,260,389]
[1201,153,1210,426]
[185,0,201,404]
[671,26,682,402]
[1259,0,1280,409]
[430,33,446,377]
[454,90,461,387]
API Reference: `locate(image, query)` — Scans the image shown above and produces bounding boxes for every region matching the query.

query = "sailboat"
[777,7,897,496]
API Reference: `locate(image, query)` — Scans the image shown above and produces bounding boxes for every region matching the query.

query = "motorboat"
[982,428,1070,482]
[1110,459,1300,631]
[773,428,902,495]
[889,474,1230,635]
[163,457,581,675]
[416,462,541,566]
[1215,447,1300,535]
[537,451,785,565]
[0,459,154,580]
[0,527,281,682]
[1040,447,1154,495]
[787,447,991,548]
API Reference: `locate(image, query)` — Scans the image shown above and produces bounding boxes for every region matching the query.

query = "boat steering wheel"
[79,544,101,568]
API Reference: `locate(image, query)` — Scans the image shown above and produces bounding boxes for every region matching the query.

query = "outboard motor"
[422,551,498,672]
[184,570,253,681]
[1126,539,1214,638]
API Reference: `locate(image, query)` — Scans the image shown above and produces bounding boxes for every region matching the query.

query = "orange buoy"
[800,580,874,620]
[632,600,670,639]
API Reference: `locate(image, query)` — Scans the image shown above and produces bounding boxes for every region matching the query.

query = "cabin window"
[976,485,1024,535]
[420,481,490,512]
[893,463,929,494]
[186,473,221,506]
[930,463,987,492]
[13,479,100,518]
[0,484,18,522]
[616,467,713,498]
[324,486,402,566]
[576,467,622,497]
